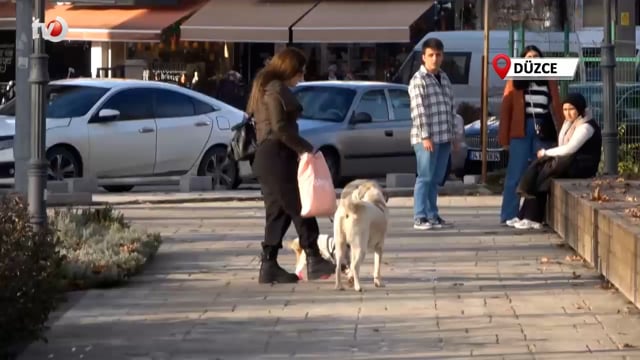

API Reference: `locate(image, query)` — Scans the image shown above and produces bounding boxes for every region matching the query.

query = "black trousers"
[518,192,548,223]
[252,139,320,252]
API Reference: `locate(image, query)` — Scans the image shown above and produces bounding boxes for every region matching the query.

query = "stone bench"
[548,178,640,307]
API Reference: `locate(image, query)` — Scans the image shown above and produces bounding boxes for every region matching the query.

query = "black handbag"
[228,114,257,161]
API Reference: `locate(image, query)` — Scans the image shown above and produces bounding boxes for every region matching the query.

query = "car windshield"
[0,84,109,118]
[293,86,356,122]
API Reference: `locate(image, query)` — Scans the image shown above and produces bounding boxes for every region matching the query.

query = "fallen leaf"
[623,343,636,348]
[565,255,583,262]
[625,206,640,219]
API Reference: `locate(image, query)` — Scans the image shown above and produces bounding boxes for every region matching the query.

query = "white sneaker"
[505,217,521,227]
[514,219,543,230]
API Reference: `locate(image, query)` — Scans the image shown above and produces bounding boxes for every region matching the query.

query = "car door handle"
[138,127,155,133]
[384,130,393,137]
[194,121,211,127]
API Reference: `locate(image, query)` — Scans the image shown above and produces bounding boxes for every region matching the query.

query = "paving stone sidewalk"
[18,197,640,360]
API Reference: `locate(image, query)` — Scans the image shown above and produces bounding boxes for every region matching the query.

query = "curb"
[85,184,498,206]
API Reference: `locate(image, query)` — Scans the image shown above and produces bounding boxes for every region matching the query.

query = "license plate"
[468,151,500,162]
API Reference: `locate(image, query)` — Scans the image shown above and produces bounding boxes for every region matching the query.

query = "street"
[17,197,640,359]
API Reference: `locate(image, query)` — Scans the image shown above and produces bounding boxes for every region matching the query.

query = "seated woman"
[508,93,602,230]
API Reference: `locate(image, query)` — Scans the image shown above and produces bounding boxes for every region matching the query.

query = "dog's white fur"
[333,179,389,292]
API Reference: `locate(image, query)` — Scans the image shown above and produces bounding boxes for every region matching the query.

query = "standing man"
[408,38,460,230]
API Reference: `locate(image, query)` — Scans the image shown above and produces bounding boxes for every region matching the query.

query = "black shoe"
[306,250,334,280]
[258,249,299,284]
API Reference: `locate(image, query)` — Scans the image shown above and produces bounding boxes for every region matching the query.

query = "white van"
[393,30,584,115]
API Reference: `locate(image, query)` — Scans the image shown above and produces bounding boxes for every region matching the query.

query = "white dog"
[333,179,389,292]
[289,234,351,280]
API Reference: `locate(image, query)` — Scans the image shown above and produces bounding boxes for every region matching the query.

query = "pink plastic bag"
[297,152,337,217]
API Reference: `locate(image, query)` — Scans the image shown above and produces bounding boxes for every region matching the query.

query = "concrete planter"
[548,179,640,307]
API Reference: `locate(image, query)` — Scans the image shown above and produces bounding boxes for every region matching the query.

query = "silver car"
[292,81,467,184]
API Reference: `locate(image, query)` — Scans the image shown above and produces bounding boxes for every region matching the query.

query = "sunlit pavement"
[18,197,640,360]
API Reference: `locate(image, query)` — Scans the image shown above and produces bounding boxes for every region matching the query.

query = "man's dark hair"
[422,38,444,53]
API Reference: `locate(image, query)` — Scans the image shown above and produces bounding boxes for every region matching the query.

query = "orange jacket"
[498,79,564,147]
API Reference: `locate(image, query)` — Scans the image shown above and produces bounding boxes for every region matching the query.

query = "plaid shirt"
[408,65,459,145]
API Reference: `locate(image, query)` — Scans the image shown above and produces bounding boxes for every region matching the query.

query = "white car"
[0,78,245,192]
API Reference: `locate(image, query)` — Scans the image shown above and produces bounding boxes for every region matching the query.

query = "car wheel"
[102,185,134,193]
[320,147,341,186]
[47,146,81,181]
[197,146,241,190]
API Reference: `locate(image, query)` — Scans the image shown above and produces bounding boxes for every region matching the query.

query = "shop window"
[461,0,478,29]
[355,90,389,122]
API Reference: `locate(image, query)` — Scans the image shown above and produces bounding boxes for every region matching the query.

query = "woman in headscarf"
[509,93,602,229]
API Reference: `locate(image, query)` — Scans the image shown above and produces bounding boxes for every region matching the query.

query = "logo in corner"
[32,16,68,42]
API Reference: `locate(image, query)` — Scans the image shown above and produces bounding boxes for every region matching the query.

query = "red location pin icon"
[492,54,511,79]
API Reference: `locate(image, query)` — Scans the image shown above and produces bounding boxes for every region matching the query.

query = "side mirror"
[97,108,120,122]
[351,112,372,124]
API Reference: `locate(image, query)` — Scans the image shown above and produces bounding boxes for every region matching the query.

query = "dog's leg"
[333,213,345,291]
[294,250,306,280]
[350,246,366,292]
[334,245,344,291]
[373,243,385,288]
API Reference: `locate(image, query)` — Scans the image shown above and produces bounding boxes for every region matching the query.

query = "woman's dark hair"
[246,47,306,114]
[513,45,548,90]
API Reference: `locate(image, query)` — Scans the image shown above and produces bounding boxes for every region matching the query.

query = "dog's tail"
[344,200,367,216]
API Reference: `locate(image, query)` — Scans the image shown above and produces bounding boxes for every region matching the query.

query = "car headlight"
[0,138,13,150]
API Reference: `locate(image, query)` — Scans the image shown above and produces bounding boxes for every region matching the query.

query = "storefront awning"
[180,0,318,43]
[0,3,16,30]
[292,0,433,43]
[44,1,206,42]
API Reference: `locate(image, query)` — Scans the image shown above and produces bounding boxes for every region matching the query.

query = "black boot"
[259,247,299,284]
[306,249,335,280]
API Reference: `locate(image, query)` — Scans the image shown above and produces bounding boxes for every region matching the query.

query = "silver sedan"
[293,81,467,184]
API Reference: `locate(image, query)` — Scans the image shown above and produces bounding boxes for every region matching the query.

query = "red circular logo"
[46,20,64,37]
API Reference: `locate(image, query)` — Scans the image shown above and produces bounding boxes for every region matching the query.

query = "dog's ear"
[354,185,366,200]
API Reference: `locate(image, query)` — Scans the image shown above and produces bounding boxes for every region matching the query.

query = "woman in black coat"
[507,93,602,230]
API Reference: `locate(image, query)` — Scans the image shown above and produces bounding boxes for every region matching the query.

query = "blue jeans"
[500,118,555,222]
[413,141,451,220]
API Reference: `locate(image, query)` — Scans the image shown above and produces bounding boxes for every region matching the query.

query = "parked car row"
[9,78,620,192]
[0,78,245,192]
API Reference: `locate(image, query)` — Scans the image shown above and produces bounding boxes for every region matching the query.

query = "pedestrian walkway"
[18,197,640,359]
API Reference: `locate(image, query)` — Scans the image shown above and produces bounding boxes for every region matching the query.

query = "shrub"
[597,124,640,178]
[0,194,63,357]
[51,205,161,289]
